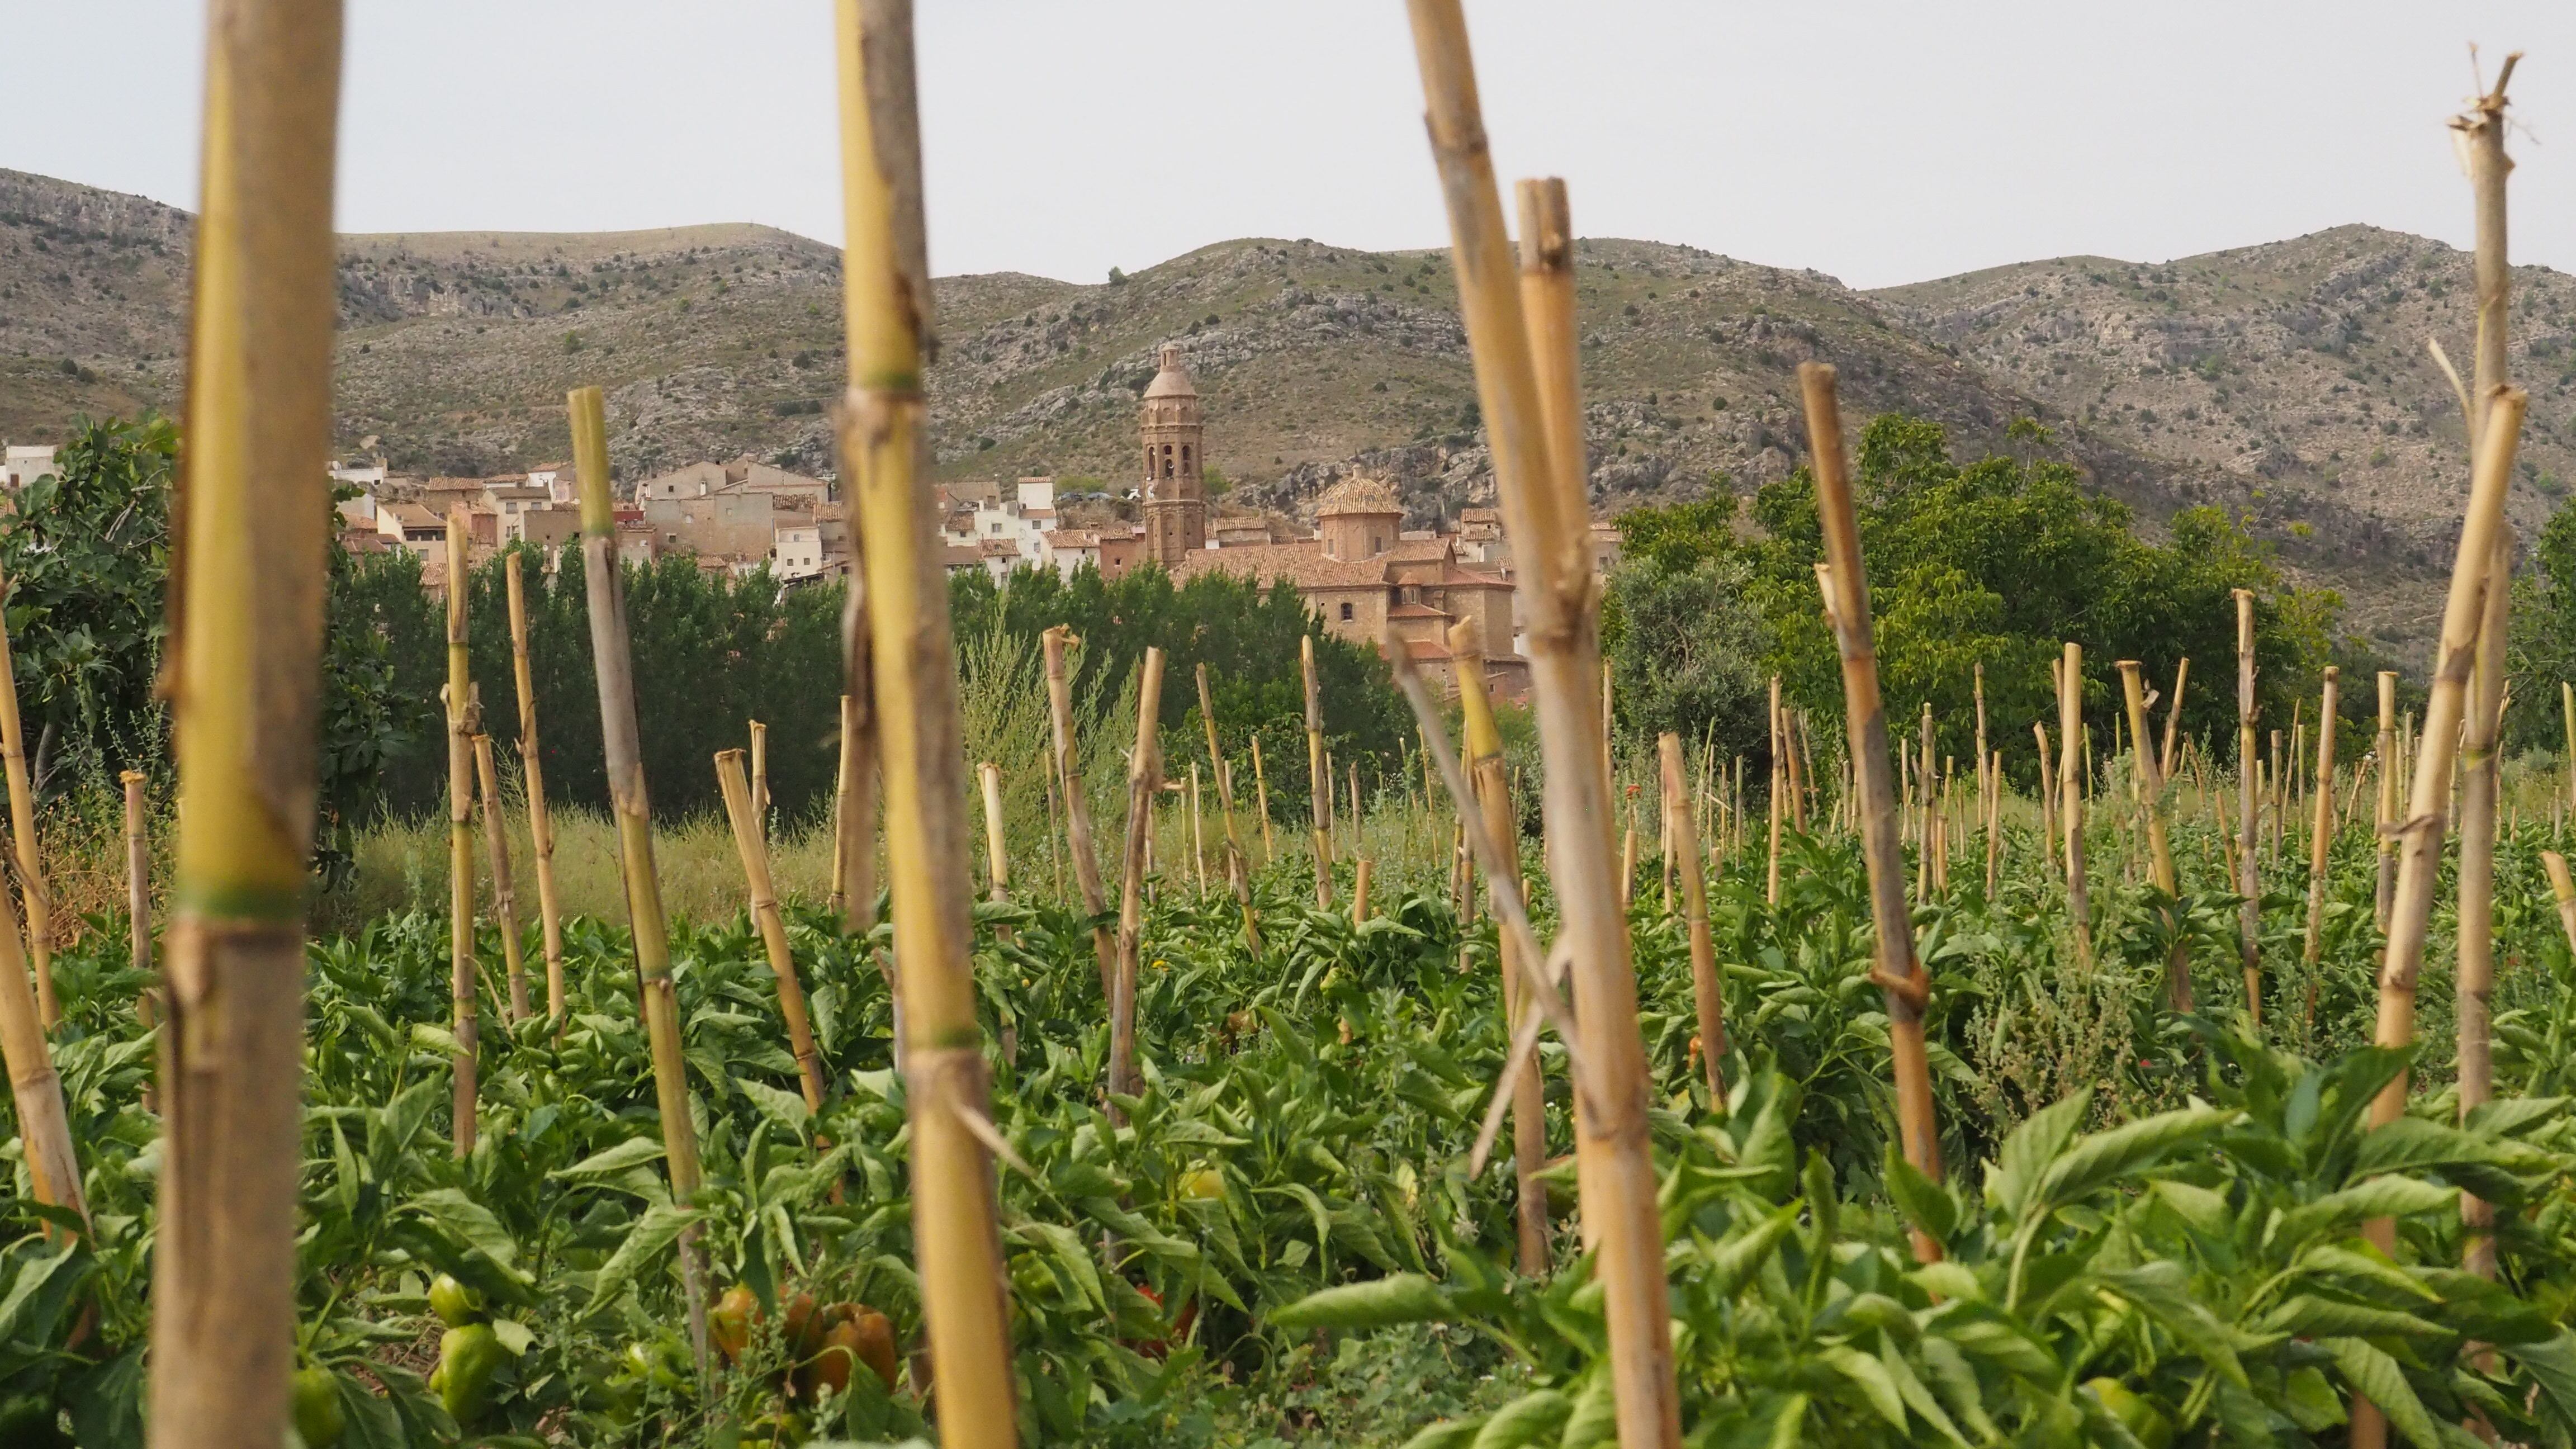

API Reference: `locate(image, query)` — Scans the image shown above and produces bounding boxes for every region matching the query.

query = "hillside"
[7,166,2553,656]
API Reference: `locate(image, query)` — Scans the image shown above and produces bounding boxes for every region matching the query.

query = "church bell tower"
[1139,343,1206,567]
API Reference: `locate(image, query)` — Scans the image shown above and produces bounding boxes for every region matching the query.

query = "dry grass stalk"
[444,510,480,1154]
[1400,12,1682,1431]
[505,554,566,1028]
[717,749,828,1113]
[1042,628,1114,997]
[832,1,1017,1434]
[1249,735,1274,862]
[2059,644,2092,967]
[0,590,56,1027]
[473,733,529,1023]
[570,386,709,1360]
[149,3,337,1433]
[2160,659,2189,780]
[1802,365,1943,1265]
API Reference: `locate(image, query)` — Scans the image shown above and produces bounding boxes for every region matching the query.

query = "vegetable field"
[16,2,2571,1447]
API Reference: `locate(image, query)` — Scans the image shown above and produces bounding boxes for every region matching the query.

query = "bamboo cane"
[1301,636,1333,907]
[2452,63,2520,1298]
[124,770,157,1113]
[2303,670,2342,972]
[2119,662,2190,1011]
[832,4,1016,1433]
[979,761,1010,905]
[569,387,709,1362]
[1188,762,1208,897]
[1111,647,1164,1110]
[1196,662,1259,949]
[749,718,770,846]
[2059,645,2092,967]
[2232,590,2261,1022]
[1449,616,1547,1275]
[150,3,337,1434]
[0,592,55,1029]
[1984,748,2003,897]
[1043,743,1062,899]
[2545,852,2576,958]
[2160,658,2189,781]
[1348,760,1366,891]
[1352,856,1373,922]
[1661,733,1722,1098]
[1802,371,1943,1268]
[717,749,828,1113]
[2563,683,2575,824]
[2376,671,2398,931]
[1250,734,1275,863]
[443,510,479,1153]
[503,554,566,1030]
[473,732,529,1024]
[1765,675,1784,906]
[2034,720,2058,879]
[2364,384,2523,1182]
[1041,627,1115,1000]
[1401,23,1684,1428]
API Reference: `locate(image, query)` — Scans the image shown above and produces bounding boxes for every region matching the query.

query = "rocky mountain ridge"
[9,165,2562,657]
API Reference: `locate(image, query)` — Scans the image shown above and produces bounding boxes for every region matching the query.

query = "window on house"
[1339,602,1354,621]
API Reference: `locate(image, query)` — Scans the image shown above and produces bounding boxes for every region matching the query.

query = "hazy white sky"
[6,2,2576,290]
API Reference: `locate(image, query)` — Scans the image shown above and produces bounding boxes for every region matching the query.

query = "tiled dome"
[1315,476,1403,518]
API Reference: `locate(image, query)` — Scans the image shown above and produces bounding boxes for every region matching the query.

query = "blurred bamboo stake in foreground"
[150,1,340,1439]
[0,591,56,1028]
[1405,3,1683,1437]
[1804,366,1944,1266]
[835,2,1019,1437]
[570,386,710,1365]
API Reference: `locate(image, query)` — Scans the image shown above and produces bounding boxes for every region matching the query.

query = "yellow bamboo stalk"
[1301,636,1333,906]
[2303,670,2341,969]
[2544,852,2576,958]
[1188,763,1208,896]
[1802,372,1944,1266]
[1041,627,1114,998]
[717,749,827,1113]
[2376,670,2399,930]
[1450,617,1546,1275]
[749,718,770,846]
[472,732,529,1024]
[1765,675,1784,905]
[569,386,709,1360]
[125,770,157,1113]
[504,554,566,1030]
[0,589,55,1029]
[1249,734,1275,863]
[833,2,1017,1431]
[151,1,336,1435]
[2365,386,2523,1170]
[2059,645,2092,967]
[2562,682,2575,825]
[2160,657,2189,781]
[444,510,479,1153]
[2033,720,2058,879]
[1403,15,1679,1432]
[1352,856,1373,922]
[2119,662,2190,1012]
[1111,647,1165,1108]
[1196,662,1259,948]
[1661,733,1722,1098]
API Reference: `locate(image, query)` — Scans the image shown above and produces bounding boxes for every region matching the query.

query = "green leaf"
[2506,1329,2576,1434]
[736,1076,812,1130]
[1397,1418,1484,1449]
[1268,1273,1451,1330]
[1702,1202,1800,1300]
[2033,1105,2236,1213]
[1470,1389,1569,1449]
[2274,1177,2455,1246]
[2261,1295,2452,1341]
[1884,1148,1958,1243]
[586,1204,697,1310]
[550,1135,667,1181]
[1990,1089,2091,1221]
[403,1187,518,1267]
[2323,1336,2441,1448]
[1822,1343,1909,1428]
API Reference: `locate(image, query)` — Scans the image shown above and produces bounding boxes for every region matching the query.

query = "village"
[78,341,1622,702]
